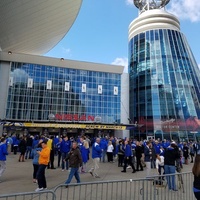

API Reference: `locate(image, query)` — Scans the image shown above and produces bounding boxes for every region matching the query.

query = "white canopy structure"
[0,0,82,55]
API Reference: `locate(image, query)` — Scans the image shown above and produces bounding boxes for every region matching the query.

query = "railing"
[0,190,56,200]
[0,172,196,200]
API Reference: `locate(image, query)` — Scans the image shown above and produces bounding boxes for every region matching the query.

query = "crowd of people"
[0,132,200,198]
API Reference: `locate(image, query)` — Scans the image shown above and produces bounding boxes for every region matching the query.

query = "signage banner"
[9,77,13,86]
[114,86,118,95]
[27,78,33,88]
[98,85,102,94]
[47,80,52,90]
[82,84,86,92]
[23,123,126,130]
[65,82,70,91]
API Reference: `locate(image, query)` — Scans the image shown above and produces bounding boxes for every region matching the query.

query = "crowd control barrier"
[0,190,56,200]
[0,172,196,200]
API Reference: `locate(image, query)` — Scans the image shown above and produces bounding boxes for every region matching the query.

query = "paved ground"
[0,153,193,195]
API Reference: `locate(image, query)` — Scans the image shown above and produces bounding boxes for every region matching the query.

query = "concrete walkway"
[0,153,193,195]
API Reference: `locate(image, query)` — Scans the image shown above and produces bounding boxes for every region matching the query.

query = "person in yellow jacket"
[35,139,50,192]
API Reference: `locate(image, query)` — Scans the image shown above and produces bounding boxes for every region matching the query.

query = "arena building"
[0,0,130,138]
[129,0,200,141]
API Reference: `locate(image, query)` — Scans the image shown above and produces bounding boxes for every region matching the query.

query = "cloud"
[199,64,200,69]
[11,68,29,83]
[125,0,134,6]
[167,0,200,22]
[111,57,128,73]
[62,47,72,56]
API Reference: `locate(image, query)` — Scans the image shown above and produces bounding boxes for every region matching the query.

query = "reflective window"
[129,29,200,139]
[6,63,121,123]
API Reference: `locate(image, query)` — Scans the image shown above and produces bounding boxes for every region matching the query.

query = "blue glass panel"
[6,62,121,123]
[129,28,200,139]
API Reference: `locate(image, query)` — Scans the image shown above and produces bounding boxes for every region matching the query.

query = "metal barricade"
[54,179,150,200]
[0,190,56,200]
[0,172,196,200]
[53,171,195,200]
[150,171,195,200]
[53,178,160,200]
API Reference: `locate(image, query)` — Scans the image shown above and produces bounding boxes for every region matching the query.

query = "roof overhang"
[0,51,124,74]
[0,0,82,55]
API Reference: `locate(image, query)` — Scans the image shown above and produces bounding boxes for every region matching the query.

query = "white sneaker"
[35,187,44,192]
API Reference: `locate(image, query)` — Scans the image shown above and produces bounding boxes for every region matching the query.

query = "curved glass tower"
[129,0,200,141]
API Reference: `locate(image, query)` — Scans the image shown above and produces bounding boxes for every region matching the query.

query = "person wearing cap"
[35,140,50,192]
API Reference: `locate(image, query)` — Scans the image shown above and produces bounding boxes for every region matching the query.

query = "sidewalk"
[0,154,193,195]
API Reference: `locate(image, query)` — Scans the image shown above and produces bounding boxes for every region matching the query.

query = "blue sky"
[45,0,200,72]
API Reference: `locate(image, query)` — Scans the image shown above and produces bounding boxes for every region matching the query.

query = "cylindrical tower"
[129,0,200,141]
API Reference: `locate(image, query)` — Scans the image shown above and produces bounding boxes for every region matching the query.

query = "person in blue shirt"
[89,138,102,178]
[0,137,8,182]
[12,134,19,155]
[6,135,13,153]
[100,137,108,163]
[32,135,39,149]
[79,136,90,173]
[161,139,170,150]
[121,140,136,173]
[60,136,71,171]
[153,140,161,154]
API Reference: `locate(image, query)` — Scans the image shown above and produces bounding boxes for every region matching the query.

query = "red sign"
[138,116,200,132]
[55,114,95,121]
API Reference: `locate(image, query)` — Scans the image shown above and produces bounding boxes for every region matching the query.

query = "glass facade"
[129,29,200,141]
[6,62,121,124]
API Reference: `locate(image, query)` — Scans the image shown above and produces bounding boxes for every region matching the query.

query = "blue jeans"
[164,165,176,190]
[25,146,32,159]
[61,152,69,170]
[65,167,80,184]
[101,150,106,162]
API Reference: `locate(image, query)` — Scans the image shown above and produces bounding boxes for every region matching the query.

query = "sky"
[45,0,200,73]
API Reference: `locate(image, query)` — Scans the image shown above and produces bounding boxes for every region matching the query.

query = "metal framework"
[134,0,170,13]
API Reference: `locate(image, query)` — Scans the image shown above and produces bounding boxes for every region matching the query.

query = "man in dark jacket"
[64,142,82,185]
[135,141,143,171]
[164,142,179,191]
[144,141,152,177]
